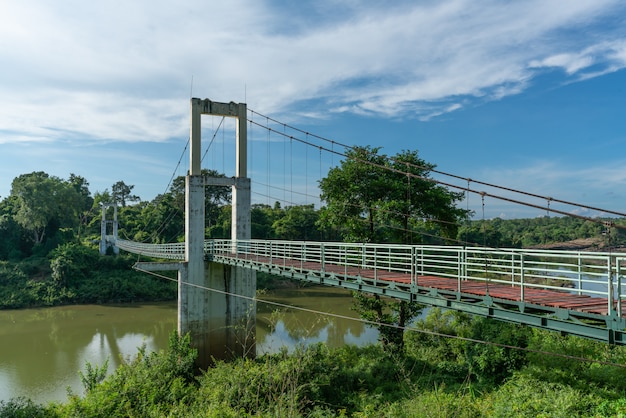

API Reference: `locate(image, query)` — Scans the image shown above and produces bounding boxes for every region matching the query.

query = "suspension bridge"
[104,98,626,367]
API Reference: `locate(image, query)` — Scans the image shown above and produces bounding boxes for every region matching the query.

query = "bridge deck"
[218,253,623,318]
[116,237,626,343]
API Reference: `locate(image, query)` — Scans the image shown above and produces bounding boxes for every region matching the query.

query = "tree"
[0,195,30,260]
[111,181,140,207]
[352,292,423,352]
[122,169,233,243]
[68,174,94,239]
[10,172,82,244]
[319,146,467,244]
[272,204,321,240]
[319,146,389,242]
[319,146,468,351]
[202,169,232,229]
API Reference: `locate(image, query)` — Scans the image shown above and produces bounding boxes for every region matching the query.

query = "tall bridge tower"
[181,98,256,367]
[99,202,119,255]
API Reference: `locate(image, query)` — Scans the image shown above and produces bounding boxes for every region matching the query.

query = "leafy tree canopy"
[111,180,140,207]
[318,146,468,244]
[10,171,84,244]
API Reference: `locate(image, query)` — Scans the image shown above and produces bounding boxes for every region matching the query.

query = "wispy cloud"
[467,158,626,218]
[1,0,625,146]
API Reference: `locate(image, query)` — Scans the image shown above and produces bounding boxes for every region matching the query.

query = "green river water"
[0,286,377,405]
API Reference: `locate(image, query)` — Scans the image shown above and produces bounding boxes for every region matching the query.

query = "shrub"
[58,332,197,417]
[0,397,55,418]
[490,373,600,417]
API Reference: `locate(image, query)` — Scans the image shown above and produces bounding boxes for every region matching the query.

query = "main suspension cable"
[248,108,626,219]
[247,118,626,232]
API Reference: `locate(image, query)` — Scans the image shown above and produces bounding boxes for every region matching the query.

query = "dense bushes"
[0,243,176,309]
[58,332,196,417]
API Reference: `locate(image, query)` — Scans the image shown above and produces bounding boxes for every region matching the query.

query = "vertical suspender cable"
[267,117,270,206]
[290,136,293,206]
[283,124,287,206]
[305,133,309,206]
[465,179,471,246]
[319,146,323,207]
[481,192,490,296]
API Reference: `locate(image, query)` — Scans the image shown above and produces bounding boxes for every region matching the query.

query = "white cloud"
[0,0,625,145]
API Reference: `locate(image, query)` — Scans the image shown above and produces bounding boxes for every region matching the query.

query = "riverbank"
[0,244,177,310]
[531,237,626,252]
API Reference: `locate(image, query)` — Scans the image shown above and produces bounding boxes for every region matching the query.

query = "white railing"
[115,237,626,317]
[209,239,626,317]
[115,238,185,260]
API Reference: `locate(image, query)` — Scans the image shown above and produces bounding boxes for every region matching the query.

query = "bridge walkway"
[214,251,620,317]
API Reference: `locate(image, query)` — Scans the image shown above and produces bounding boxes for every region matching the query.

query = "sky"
[2,0,626,220]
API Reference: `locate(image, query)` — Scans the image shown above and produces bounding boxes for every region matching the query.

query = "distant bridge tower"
[182,98,255,367]
[99,203,119,255]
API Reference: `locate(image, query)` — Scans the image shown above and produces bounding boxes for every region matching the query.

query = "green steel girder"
[213,255,626,345]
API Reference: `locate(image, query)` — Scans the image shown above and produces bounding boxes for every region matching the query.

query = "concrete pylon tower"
[99,203,119,255]
[180,98,255,368]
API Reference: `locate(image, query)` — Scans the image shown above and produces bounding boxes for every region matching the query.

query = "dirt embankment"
[531,237,626,253]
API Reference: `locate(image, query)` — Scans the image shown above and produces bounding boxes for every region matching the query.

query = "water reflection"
[257,287,378,352]
[0,303,177,403]
[0,286,377,404]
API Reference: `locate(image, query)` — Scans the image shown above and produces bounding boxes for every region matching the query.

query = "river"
[0,286,377,405]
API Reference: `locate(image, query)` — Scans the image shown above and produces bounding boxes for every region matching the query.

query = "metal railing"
[115,238,185,260]
[114,237,626,317]
[209,239,626,317]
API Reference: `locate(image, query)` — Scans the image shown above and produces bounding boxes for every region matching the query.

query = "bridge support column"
[99,203,118,255]
[179,173,208,367]
[199,262,256,363]
[180,98,256,369]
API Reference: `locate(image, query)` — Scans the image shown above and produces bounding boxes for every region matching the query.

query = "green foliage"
[319,146,468,244]
[110,180,139,207]
[596,397,626,417]
[7,331,626,417]
[464,317,531,383]
[457,216,607,248]
[79,359,109,394]
[0,243,176,309]
[407,308,472,364]
[379,384,486,417]
[0,257,74,308]
[352,292,423,352]
[0,397,56,418]
[407,308,531,384]
[59,332,197,417]
[272,204,322,240]
[490,373,600,417]
[0,195,30,261]
[194,343,418,416]
[49,242,98,287]
[10,172,84,245]
[524,329,626,393]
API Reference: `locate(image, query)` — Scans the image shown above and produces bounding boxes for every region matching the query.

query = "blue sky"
[1,0,626,219]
